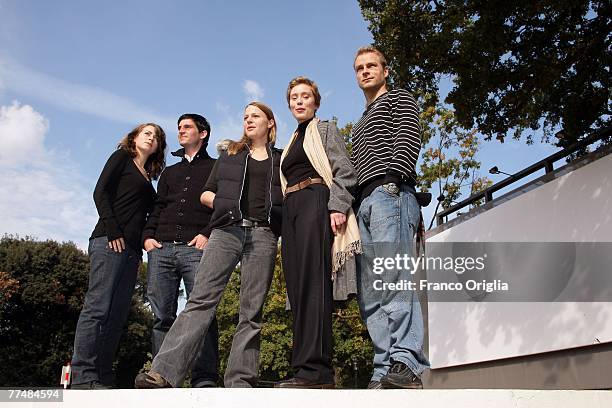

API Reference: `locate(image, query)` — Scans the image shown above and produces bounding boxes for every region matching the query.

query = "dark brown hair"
[117,123,167,180]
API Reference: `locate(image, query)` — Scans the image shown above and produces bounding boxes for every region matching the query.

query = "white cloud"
[0,101,48,165]
[0,56,174,131]
[243,80,264,102]
[0,101,97,250]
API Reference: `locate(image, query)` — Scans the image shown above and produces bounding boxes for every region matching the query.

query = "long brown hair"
[227,102,277,155]
[117,123,167,180]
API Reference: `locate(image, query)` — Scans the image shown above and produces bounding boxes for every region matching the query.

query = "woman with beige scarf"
[275,77,360,389]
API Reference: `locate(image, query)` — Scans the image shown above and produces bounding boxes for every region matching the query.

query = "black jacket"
[204,143,282,236]
[91,149,156,251]
[142,145,216,245]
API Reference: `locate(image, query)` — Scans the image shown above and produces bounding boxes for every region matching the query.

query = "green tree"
[419,98,493,211]
[0,236,152,388]
[359,0,611,147]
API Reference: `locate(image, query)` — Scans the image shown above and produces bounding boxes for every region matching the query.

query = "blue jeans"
[71,236,140,385]
[151,226,277,388]
[356,185,430,381]
[146,243,219,386]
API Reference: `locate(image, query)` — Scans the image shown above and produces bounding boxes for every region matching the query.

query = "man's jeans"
[151,226,277,388]
[146,243,219,386]
[71,236,140,386]
[356,185,430,381]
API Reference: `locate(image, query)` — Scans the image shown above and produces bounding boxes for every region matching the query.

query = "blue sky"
[0,0,560,249]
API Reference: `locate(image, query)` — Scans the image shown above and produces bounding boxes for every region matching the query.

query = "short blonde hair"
[286,76,321,107]
[354,46,388,69]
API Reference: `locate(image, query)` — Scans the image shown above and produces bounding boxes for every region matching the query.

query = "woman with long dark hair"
[71,123,167,389]
[136,101,282,388]
[276,77,359,389]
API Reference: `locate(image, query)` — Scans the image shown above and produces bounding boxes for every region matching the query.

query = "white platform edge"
[4,389,612,408]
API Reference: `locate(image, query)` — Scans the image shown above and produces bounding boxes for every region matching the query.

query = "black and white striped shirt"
[351,89,421,188]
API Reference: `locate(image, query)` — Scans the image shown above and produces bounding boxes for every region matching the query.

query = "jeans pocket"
[370,187,400,238]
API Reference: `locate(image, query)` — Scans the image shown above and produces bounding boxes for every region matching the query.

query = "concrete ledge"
[4,388,612,408]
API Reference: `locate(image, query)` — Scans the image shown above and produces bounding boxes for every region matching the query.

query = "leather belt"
[237,219,269,228]
[285,177,325,194]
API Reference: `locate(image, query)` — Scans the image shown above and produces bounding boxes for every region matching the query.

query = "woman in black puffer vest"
[136,102,282,389]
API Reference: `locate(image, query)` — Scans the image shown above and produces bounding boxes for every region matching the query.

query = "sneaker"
[380,361,423,389]
[367,380,383,389]
[134,371,172,389]
[71,381,112,390]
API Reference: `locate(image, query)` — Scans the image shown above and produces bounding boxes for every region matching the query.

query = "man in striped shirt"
[352,46,430,389]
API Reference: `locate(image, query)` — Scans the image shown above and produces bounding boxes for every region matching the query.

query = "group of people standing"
[69,46,430,390]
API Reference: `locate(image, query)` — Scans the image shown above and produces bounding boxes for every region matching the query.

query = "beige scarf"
[280,118,361,277]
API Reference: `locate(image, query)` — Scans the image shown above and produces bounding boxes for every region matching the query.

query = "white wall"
[427,153,612,368]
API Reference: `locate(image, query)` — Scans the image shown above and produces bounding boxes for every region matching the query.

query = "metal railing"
[435,127,612,227]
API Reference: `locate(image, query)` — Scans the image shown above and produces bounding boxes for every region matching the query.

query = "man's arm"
[386,89,421,185]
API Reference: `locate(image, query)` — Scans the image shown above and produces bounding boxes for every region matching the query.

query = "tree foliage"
[359,0,611,146]
[419,97,493,209]
[0,236,152,388]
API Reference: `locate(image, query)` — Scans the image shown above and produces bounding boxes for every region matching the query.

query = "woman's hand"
[330,211,347,235]
[109,237,126,253]
[201,191,216,209]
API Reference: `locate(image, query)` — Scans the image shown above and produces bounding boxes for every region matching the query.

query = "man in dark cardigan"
[141,113,219,387]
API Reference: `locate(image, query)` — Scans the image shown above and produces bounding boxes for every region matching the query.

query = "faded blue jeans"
[151,225,277,388]
[71,236,140,386]
[356,185,430,381]
[146,243,219,386]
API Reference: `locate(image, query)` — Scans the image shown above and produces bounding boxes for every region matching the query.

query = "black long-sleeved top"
[281,118,321,186]
[90,149,156,251]
[142,146,216,244]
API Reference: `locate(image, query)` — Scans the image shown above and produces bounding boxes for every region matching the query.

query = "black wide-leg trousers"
[281,184,334,383]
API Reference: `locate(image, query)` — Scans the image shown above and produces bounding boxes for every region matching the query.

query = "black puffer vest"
[208,143,283,236]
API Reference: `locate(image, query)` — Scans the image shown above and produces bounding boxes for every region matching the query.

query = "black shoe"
[134,371,172,389]
[274,377,335,389]
[71,381,112,390]
[367,381,383,389]
[380,361,423,389]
